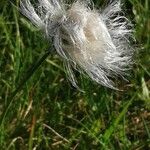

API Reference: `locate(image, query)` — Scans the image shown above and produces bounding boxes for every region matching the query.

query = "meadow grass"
[0,0,150,149]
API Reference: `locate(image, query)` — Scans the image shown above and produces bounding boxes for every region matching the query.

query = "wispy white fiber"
[20,0,134,89]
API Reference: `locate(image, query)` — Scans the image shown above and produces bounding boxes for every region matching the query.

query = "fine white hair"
[20,0,134,89]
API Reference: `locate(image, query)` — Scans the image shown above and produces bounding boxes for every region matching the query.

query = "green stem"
[0,50,51,125]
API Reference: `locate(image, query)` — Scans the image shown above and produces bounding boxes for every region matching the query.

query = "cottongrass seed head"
[20,0,134,89]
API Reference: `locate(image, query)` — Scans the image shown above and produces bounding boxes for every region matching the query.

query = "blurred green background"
[0,0,150,149]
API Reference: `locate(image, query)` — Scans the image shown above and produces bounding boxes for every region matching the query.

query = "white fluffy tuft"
[20,0,134,89]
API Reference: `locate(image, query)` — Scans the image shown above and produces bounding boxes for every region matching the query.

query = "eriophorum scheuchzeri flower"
[20,0,134,89]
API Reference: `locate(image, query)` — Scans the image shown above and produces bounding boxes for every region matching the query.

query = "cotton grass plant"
[20,0,134,89]
[1,0,150,149]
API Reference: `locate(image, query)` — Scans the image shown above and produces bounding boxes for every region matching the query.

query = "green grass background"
[0,0,150,149]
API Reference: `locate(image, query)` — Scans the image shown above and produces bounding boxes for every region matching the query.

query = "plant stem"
[0,50,51,125]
